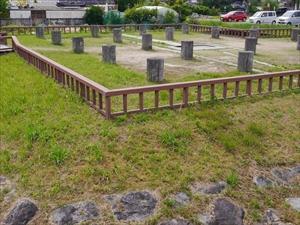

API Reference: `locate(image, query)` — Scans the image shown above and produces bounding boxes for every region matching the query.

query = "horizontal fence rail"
[189,24,292,38]
[9,36,300,119]
[1,24,293,38]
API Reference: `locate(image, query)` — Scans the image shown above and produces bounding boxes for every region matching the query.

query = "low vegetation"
[1,52,299,224]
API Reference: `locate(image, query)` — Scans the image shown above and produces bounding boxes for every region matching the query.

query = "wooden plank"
[197,85,202,103]
[223,82,227,99]
[123,94,128,113]
[183,87,189,106]
[258,79,263,94]
[139,92,144,111]
[169,89,174,107]
[155,90,159,108]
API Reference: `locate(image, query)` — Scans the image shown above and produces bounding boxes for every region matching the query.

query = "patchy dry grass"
[0,53,299,224]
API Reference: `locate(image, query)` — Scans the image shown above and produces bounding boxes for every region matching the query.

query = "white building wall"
[46,10,85,19]
[10,10,31,18]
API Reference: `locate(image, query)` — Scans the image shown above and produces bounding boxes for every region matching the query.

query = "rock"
[286,198,300,212]
[257,208,294,225]
[290,165,300,174]
[208,198,245,225]
[191,181,227,195]
[50,201,100,225]
[271,168,293,183]
[159,218,193,225]
[172,192,190,207]
[198,213,211,225]
[262,209,281,224]
[0,176,12,191]
[3,198,38,225]
[105,191,157,221]
[271,165,300,184]
[253,176,274,188]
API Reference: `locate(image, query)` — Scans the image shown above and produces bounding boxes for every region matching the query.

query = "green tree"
[0,0,9,19]
[261,0,278,10]
[84,6,104,25]
[104,11,124,25]
[171,0,192,22]
[117,0,145,12]
[124,7,157,24]
[163,11,176,23]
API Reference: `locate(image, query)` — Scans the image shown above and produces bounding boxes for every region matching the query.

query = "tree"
[117,0,144,12]
[124,7,157,24]
[84,6,104,25]
[261,0,278,10]
[0,0,9,19]
[163,11,176,23]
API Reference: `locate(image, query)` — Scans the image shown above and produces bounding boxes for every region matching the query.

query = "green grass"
[193,19,292,29]
[1,52,300,224]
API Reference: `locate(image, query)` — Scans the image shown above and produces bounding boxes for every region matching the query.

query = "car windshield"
[252,12,262,17]
[281,11,294,17]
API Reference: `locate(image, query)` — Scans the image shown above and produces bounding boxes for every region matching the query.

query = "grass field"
[1,53,300,224]
[190,19,292,29]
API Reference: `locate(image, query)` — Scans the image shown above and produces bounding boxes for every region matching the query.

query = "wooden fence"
[9,36,300,119]
[1,24,293,38]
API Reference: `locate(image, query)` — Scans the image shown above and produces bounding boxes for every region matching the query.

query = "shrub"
[124,7,157,24]
[0,0,9,18]
[163,11,176,24]
[84,6,104,25]
[104,11,124,25]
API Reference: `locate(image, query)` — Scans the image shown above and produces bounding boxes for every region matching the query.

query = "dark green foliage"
[104,11,124,25]
[84,6,104,25]
[0,0,9,18]
[163,11,176,23]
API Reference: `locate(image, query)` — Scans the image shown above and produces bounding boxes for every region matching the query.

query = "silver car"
[277,10,300,26]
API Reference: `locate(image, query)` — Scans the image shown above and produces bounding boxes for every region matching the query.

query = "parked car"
[248,11,277,24]
[220,11,247,22]
[276,7,289,17]
[277,10,300,26]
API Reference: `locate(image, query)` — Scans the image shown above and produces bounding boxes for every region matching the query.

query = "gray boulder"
[253,176,274,188]
[271,166,299,184]
[256,208,294,225]
[159,218,193,225]
[105,191,157,221]
[3,198,38,225]
[50,201,100,225]
[171,192,190,207]
[191,181,227,195]
[286,198,300,212]
[208,198,244,225]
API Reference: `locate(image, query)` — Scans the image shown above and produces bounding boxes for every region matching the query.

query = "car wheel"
[272,21,276,25]
[287,22,292,26]
[228,18,232,22]
[243,18,246,22]
[256,21,261,24]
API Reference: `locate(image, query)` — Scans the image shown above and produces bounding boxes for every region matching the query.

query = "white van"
[248,11,277,24]
[276,10,300,26]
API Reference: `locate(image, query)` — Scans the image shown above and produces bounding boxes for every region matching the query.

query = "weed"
[226,171,239,188]
[247,123,265,136]
[49,146,69,166]
[159,129,191,153]
[86,144,103,162]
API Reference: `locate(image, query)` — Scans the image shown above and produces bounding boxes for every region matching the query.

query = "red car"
[220,11,247,22]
